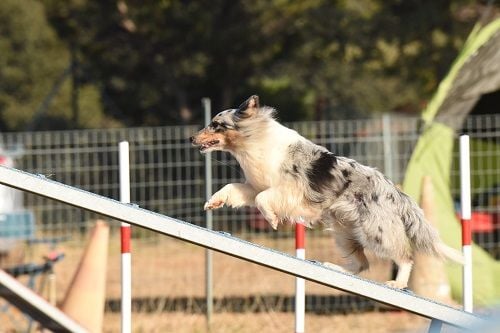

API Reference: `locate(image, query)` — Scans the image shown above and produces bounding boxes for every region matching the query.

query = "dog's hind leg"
[345,247,370,274]
[326,235,370,274]
[205,183,258,210]
[385,259,413,289]
[335,232,370,274]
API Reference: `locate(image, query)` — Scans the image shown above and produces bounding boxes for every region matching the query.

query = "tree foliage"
[0,0,488,130]
[0,0,111,131]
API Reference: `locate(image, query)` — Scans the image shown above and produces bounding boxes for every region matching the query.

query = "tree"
[41,0,483,127]
[43,1,301,125]
[0,0,106,131]
[254,0,478,119]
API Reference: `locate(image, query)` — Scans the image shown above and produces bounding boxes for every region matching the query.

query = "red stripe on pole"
[461,219,471,246]
[121,226,131,253]
[295,223,305,249]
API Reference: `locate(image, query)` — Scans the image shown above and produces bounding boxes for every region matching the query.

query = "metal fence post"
[382,113,394,180]
[428,319,443,333]
[202,98,213,330]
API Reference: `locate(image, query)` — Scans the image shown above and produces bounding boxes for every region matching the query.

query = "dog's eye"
[210,121,227,131]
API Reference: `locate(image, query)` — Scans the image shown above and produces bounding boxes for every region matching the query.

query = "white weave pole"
[295,223,305,333]
[119,141,132,332]
[459,135,473,313]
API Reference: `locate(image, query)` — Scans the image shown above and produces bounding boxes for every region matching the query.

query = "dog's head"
[190,95,273,153]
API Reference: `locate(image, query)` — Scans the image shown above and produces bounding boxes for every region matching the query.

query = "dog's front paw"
[204,198,225,210]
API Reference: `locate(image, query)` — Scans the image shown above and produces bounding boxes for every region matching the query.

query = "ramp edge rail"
[0,269,87,332]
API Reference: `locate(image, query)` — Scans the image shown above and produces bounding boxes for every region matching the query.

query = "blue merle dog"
[191,95,462,288]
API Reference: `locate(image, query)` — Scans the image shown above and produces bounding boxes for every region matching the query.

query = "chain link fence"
[0,114,498,319]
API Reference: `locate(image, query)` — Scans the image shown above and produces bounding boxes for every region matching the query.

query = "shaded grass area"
[106,294,380,314]
[2,227,419,332]
[102,311,430,333]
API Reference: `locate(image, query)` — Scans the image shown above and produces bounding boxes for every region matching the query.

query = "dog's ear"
[236,95,259,118]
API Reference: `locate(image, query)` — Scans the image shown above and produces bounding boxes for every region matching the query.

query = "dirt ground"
[53,230,394,300]
[0,306,432,333]
[104,311,432,333]
[0,227,458,332]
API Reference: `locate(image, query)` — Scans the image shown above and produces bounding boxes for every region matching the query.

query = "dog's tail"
[400,193,463,264]
[411,219,464,264]
[411,220,463,264]
[435,241,464,264]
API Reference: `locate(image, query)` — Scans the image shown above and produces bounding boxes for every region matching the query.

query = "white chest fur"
[234,124,303,192]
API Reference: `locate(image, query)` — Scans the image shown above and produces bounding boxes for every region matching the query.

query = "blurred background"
[1,0,494,130]
[0,1,499,332]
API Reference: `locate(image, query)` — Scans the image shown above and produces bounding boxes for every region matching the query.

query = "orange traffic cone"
[60,220,109,332]
[409,176,454,303]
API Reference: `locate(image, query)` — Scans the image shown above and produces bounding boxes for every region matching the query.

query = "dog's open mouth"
[199,140,220,152]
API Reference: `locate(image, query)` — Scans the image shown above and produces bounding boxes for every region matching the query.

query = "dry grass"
[0,226,437,332]
[104,311,430,333]
[51,230,394,300]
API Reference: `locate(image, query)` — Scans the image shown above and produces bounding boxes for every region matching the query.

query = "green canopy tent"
[403,17,500,306]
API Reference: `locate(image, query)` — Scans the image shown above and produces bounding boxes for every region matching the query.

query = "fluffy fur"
[190,95,462,289]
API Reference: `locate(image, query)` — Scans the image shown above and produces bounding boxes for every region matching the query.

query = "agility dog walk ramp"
[0,269,87,332]
[0,166,488,332]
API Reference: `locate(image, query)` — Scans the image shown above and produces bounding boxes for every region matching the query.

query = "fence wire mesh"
[0,114,498,318]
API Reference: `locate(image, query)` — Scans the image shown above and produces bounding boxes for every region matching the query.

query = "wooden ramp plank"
[0,166,489,330]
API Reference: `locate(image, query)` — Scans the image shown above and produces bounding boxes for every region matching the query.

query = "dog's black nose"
[189,136,195,143]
